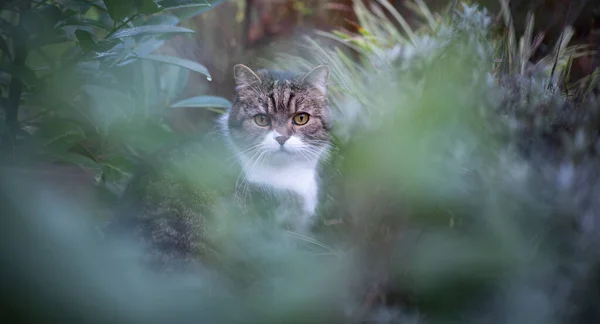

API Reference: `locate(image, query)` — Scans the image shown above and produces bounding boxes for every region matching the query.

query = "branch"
[2,0,30,151]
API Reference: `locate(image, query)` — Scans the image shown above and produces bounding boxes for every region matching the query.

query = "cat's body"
[109,65,334,270]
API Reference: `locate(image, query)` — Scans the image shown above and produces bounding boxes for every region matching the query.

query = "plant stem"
[2,0,30,151]
[105,14,140,39]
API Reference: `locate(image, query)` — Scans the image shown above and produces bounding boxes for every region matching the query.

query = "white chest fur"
[239,156,319,216]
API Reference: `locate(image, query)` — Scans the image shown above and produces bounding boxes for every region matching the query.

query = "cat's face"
[224,64,332,166]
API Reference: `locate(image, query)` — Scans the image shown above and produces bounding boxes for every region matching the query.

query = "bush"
[0,0,229,208]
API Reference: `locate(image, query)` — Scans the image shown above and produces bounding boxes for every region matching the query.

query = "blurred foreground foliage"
[0,0,230,204]
[2,1,600,324]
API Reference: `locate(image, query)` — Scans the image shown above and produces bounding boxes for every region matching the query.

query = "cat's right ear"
[234,64,262,92]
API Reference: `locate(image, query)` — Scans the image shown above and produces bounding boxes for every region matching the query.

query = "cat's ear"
[233,64,262,92]
[301,65,330,94]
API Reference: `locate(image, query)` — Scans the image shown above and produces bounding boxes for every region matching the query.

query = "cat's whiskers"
[234,169,248,202]
[246,148,269,178]
[225,143,261,169]
[294,148,312,163]
[303,146,333,166]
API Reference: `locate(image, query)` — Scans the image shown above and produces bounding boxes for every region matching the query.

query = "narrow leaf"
[137,0,162,15]
[143,14,180,26]
[138,54,211,79]
[62,18,113,31]
[108,25,195,39]
[174,0,227,20]
[170,95,231,108]
[158,0,210,9]
[0,35,12,60]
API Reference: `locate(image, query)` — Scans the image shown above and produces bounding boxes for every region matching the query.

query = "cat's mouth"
[276,146,293,154]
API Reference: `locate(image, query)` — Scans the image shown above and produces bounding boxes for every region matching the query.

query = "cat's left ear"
[233,64,262,92]
[301,65,330,94]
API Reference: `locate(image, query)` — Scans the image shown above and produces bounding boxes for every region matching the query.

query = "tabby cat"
[111,64,334,269]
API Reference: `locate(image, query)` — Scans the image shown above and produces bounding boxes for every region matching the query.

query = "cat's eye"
[254,114,270,126]
[293,113,310,125]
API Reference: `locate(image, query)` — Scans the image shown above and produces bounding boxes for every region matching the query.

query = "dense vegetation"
[1,0,600,323]
[0,0,229,214]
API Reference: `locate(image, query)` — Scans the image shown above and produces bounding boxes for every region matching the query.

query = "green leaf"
[75,30,96,52]
[38,4,65,26]
[107,25,194,39]
[0,64,39,87]
[173,0,226,20]
[56,152,101,171]
[37,120,87,151]
[81,85,136,131]
[58,0,95,14]
[116,36,165,66]
[103,0,136,21]
[101,155,134,179]
[143,13,180,26]
[19,6,63,34]
[138,54,211,79]
[61,24,96,42]
[158,0,210,9]
[137,0,162,15]
[62,18,113,31]
[0,35,12,60]
[170,95,231,108]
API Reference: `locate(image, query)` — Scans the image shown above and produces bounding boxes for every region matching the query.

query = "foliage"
[0,0,230,206]
[2,1,600,324]
[267,0,600,322]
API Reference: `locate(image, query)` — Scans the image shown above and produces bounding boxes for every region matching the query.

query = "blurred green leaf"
[109,119,175,154]
[142,13,180,26]
[56,151,101,171]
[57,0,95,14]
[173,0,226,20]
[116,36,166,66]
[108,25,194,39]
[138,54,211,79]
[101,155,134,180]
[88,39,122,55]
[137,0,162,15]
[103,0,136,21]
[75,30,96,52]
[37,119,86,151]
[38,4,65,26]
[19,6,62,34]
[170,96,231,109]
[158,0,210,9]
[0,64,39,87]
[61,18,113,31]
[0,35,12,60]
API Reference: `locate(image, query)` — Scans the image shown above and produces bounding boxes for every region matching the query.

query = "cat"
[219,64,333,230]
[109,65,334,270]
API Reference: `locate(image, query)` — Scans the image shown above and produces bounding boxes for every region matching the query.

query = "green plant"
[0,0,230,207]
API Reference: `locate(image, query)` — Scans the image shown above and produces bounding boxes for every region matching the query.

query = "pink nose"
[275,136,289,146]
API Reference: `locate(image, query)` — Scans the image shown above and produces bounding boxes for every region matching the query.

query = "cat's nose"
[275,136,289,146]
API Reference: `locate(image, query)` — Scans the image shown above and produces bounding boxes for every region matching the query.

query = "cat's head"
[222,64,333,167]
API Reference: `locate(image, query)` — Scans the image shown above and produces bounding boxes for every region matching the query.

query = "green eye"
[293,113,310,125]
[254,114,270,126]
